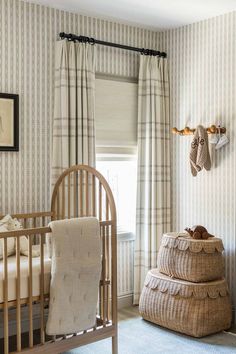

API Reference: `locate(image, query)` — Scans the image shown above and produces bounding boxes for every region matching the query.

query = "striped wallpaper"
[0,0,160,214]
[161,11,236,317]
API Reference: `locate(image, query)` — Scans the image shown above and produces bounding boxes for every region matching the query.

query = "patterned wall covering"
[0,0,160,214]
[160,11,236,315]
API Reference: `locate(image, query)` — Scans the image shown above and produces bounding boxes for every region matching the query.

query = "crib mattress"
[0,246,51,303]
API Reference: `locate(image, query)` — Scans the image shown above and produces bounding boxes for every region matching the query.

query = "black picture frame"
[0,93,19,151]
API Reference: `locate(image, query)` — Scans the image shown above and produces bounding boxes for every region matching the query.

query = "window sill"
[117,231,135,242]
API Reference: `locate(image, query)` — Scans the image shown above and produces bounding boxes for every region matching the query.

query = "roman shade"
[95,78,138,154]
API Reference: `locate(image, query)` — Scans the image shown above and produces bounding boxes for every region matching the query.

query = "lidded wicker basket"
[157,232,224,282]
[139,269,232,337]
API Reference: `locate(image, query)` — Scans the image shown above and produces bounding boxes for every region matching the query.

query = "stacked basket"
[139,232,232,337]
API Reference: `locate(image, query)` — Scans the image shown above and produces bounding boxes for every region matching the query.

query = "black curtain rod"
[59,32,167,58]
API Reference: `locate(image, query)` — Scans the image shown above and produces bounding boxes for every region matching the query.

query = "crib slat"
[105,224,109,281]
[3,238,9,354]
[86,171,89,216]
[92,175,96,216]
[99,182,102,221]
[57,192,60,220]
[40,234,45,344]
[62,178,65,219]
[98,222,102,321]
[105,225,109,324]
[33,218,37,243]
[106,224,110,321]
[106,196,109,221]
[80,170,83,216]
[102,225,106,325]
[16,236,21,351]
[99,270,102,320]
[106,274,109,323]
[105,196,109,317]
[28,235,33,348]
[68,173,71,219]
[74,171,77,217]
[109,225,112,321]
[111,221,117,335]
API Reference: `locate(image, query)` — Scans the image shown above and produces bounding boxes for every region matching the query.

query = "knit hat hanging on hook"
[215,124,229,150]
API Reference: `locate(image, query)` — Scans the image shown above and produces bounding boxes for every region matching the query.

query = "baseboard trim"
[118,294,133,309]
[232,306,235,324]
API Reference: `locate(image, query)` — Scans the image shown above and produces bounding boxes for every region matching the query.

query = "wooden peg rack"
[172,125,226,136]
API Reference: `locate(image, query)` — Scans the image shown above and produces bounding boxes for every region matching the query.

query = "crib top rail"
[0,226,51,239]
[0,211,53,220]
[0,220,114,239]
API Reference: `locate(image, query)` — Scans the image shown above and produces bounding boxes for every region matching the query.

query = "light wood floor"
[1,306,236,354]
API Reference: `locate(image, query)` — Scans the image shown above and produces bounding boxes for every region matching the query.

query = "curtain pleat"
[133,55,171,304]
[51,40,96,186]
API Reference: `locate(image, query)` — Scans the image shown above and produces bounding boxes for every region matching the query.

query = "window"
[96,155,137,234]
[95,76,138,236]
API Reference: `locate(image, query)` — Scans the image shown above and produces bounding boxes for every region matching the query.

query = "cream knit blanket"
[190,125,211,176]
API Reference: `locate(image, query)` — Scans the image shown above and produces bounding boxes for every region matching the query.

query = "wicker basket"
[139,269,232,337]
[157,233,224,282]
[140,269,232,337]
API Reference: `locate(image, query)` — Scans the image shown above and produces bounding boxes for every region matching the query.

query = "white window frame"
[96,152,137,241]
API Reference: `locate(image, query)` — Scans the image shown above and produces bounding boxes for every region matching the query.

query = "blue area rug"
[65,307,236,354]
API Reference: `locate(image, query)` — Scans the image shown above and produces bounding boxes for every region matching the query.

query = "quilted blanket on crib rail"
[46,217,101,335]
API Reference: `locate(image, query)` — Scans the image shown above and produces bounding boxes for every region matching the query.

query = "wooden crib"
[0,165,117,354]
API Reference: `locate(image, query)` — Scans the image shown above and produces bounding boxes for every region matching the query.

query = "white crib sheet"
[0,245,51,303]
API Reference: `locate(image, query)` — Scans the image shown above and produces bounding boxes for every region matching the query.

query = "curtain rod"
[59,32,167,58]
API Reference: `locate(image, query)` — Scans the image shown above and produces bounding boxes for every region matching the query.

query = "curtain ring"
[68,33,73,41]
[141,48,145,55]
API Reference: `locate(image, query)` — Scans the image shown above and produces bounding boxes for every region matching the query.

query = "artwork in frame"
[0,93,19,151]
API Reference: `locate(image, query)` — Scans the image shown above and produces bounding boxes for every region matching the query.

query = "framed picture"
[0,93,19,151]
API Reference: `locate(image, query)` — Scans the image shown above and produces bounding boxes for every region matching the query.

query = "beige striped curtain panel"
[133,55,171,304]
[51,40,96,186]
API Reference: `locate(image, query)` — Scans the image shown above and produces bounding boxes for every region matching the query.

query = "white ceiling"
[27,0,236,30]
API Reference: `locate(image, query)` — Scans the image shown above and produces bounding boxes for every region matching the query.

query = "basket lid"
[145,269,229,299]
[161,232,224,253]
